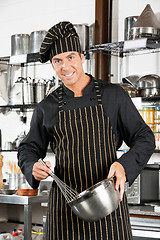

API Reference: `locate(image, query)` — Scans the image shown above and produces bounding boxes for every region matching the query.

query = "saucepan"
[69,179,119,222]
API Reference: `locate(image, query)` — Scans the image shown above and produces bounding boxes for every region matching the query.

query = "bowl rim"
[68,179,113,205]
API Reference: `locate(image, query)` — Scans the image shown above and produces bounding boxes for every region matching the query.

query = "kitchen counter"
[0,194,48,240]
[129,202,160,217]
[0,193,48,205]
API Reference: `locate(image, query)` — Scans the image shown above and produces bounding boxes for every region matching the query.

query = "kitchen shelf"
[142,96,160,102]
[0,53,39,64]
[0,50,89,67]
[89,37,160,57]
[0,103,37,111]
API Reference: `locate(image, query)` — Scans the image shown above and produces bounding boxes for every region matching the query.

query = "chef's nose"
[61,60,70,69]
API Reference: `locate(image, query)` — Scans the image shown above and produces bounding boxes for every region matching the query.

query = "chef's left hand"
[107,162,126,202]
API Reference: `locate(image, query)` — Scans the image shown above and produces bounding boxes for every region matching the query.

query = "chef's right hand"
[32,161,52,181]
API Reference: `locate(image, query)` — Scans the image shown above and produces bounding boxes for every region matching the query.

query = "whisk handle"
[38,159,55,179]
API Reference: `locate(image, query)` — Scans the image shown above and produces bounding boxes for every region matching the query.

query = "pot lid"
[133,4,160,29]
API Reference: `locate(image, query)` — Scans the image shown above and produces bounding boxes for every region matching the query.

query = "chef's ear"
[51,58,55,70]
[81,53,85,64]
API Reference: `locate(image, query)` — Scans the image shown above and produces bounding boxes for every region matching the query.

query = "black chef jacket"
[18,76,155,189]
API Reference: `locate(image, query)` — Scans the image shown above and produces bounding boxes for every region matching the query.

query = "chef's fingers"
[44,161,51,168]
[107,161,126,201]
[115,176,126,202]
[32,161,52,181]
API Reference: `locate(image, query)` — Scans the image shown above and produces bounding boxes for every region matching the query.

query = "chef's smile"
[63,71,75,78]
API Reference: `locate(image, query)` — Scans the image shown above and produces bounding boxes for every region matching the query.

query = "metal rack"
[89,37,160,57]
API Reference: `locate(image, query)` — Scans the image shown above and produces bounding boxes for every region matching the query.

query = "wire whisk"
[38,159,79,203]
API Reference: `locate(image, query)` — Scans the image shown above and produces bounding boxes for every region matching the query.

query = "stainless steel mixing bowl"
[69,179,119,222]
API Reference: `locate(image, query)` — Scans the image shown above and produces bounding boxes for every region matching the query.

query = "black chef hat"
[39,21,81,63]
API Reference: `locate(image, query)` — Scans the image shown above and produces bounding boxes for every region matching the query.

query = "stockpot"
[30,30,47,53]
[124,16,139,40]
[11,34,30,55]
[69,179,119,222]
[8,173,26,190]
[74,24,89,52]
[136,74,160,97]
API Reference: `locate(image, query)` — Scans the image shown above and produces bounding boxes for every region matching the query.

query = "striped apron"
[47,80,133,240]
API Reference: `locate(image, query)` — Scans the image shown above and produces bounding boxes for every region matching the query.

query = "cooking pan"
[69,179,119,222]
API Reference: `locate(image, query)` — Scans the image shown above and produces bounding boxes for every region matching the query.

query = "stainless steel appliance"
[126,164,160,204]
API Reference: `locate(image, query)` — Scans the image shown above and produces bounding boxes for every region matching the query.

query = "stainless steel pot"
[8,173,25,190]
[69,179,119,222]
[74,24,89,52]
[9,77,24,105]
[139,87,160,97]
[35,79,46,103]
[124,16,139,40]
[30,30,47,53]
[11,34,30,55]
[130,27,160,40]
[136,74,160,97]
[23,78,34,104]
[137,74,160,89]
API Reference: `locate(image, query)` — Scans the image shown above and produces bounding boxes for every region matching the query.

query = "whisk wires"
[38,159,78,203]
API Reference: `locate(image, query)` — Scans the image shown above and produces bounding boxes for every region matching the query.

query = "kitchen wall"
[0,0,160,179]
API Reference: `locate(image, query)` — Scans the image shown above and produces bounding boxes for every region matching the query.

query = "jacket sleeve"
[116,88,155,186]
[17,106,50,189]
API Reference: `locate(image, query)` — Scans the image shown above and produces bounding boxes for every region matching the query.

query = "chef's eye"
[53,59,61,65]
[68,55,74,60]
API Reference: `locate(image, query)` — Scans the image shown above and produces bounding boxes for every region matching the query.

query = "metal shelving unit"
[89,37,160,57]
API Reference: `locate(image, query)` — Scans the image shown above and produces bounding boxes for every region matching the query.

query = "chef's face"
[51,51,85,88]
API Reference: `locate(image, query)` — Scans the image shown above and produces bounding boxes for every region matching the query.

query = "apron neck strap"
[93,79,102,105]
[58,85,63,112]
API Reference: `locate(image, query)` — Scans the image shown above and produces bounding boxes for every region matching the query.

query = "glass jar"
[142,107,155,124]
[154,133,160,150]
[154,106,160,120]
[154,107,160,133]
